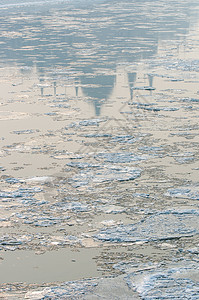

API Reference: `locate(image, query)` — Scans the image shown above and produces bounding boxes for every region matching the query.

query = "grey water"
[0,0,199,299]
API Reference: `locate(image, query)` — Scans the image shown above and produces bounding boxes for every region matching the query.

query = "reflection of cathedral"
[80,74,115,116]
[39,64,155,117]
[7,0,195,116]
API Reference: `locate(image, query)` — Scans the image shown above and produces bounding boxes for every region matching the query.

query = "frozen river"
[0,0,199,298]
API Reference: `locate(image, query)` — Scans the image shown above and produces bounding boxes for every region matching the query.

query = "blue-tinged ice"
[68,165,142,188]
[124,261,199,300]
[67,119,106,129]
[165,187,199,200]
[5,178,21,184]
[67,162,100,169]
[110,135,138,144]
[95,152,147,163]
[25,279,98,299]
[53,201,89,212]
[94,210,199,243]
[12,129,38,135]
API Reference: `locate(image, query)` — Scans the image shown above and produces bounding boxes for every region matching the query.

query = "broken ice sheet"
[94,210,199,243]
[66,162,99,169]
[24,275,140,299]
[15,212,70,227]
[0,235,33,250]
[52,201,89,213]
[110,135,138,144]
[95,152,148,163]
[181,97,199,103]
[96,205,126,214]
[12,129,39,135]
[66,118,106,129]
[165,186,199,200]
[25,279,98,299]
[170,152,196,164]
[68,165,142,188]
[4,177,21,184]
[174,157,195,164]
[24,176,53,183]
[125,261,199,300]
[0,187,43,199]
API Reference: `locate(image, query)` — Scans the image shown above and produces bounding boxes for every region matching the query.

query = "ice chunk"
[0,235,32,250]
[67,162,99,169]
[110,135,137,144]
[67,119,106,128]
[12,129,39,135]
[25,176,53,183]
[132,86,156,91]
[95,152,147,163]
[166,186,199,200]
[25,279,98,299]
[79,119,105,126]
[0,187,43,202]
[68,165,142,188]
[97,205,125,214]
[16,212,70,227]
[94,210,199,243]
[53,201,89,212]
[125,261,199,299]
[5,177,21,184]
[84,133,112,138]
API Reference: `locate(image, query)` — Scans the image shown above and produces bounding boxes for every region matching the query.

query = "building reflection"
[0,0,197,116]
[38,63,155,117]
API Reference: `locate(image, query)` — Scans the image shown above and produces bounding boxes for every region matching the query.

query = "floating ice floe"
[97,205,126,214]
[25,176,53,183]
[68,165,142,188]
[15,213,70,227]
[138,146,165,157]
[132,193,150,198]
[67,119,106,128]
[94,210,199,243]
[25,279,98,299]
[174,157,195,163]
[124,261,199,300]
[5,177,21,184]
[187,247,199,254]
[135,104,178,112]
[24,275,139,299]
[95,152,148,163]
[67,162,100,169]
[110,135,138,144]
[84,133,112,138]
[170,132,197,140]
[159,106,179,111]
[181,97,199,103]
[0,187,43,205]
[165,187,199,200]
[4,176,50,185]
[170,152,196,164]
[0,187,42,198]
[52,201,89,212]
[0,235,32,250]
[132,86,156,91]
[158,58,199,72]
[12,129,39,135]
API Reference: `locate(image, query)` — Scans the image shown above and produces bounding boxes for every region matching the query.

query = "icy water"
[0,0,199,299]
